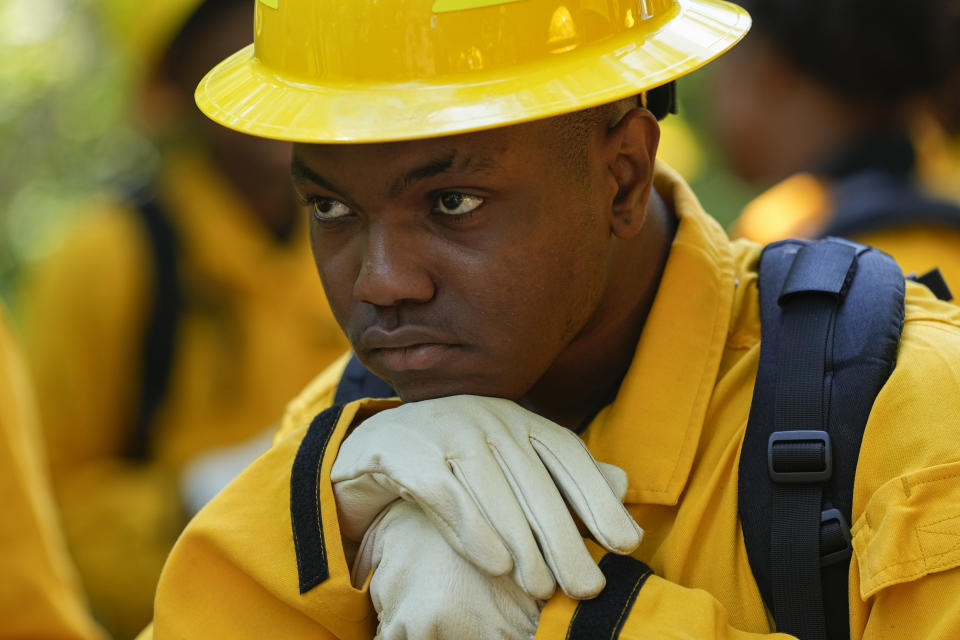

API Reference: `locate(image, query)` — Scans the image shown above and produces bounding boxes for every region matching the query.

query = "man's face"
[292,119,618,402]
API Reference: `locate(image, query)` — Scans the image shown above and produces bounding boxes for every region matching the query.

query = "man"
[18,0,348,635]
[144,0,960,637]
[714,0,960,286]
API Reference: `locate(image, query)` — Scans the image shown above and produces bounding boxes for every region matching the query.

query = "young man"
[143,0,960,637]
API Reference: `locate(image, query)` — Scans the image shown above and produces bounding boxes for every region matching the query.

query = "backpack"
[740,237,908,640]
[330,237,948,640]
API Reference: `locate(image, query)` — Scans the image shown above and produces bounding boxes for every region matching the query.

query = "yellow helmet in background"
[99,0,205,74]
[196,0,749,143]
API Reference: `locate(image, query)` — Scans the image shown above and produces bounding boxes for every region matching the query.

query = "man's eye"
[309,198,352,221]
[434,192,484,216]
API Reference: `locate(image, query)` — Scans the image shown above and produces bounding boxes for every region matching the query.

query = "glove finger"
[487,441,607,599]
[596,461,629,501]
[378,465,515,578]
[334,474,409,541]
[333,422,512,576]
[351,505,396,588]
[448,456,557,599]
[530,431,643,554]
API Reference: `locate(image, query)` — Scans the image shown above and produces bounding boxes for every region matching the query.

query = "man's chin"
[389,378,486,403]
[383,371,516,404]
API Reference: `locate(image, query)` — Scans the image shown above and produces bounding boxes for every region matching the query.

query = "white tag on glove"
[332,395,643,599]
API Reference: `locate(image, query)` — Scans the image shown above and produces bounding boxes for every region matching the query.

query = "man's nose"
[353,222,436,308]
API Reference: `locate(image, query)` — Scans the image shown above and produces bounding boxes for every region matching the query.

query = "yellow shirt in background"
[0,303,107,640]
[733,172,960,294]
[19,151,349,638]
[143,166,960,639]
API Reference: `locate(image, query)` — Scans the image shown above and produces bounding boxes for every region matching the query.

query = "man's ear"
[605,108,660,239]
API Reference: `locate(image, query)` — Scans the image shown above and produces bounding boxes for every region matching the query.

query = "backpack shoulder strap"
[333,354,395,405]
[739,237,905,640]
[127,192,182,460]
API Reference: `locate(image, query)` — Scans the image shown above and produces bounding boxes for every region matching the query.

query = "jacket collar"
[582,163,737,506]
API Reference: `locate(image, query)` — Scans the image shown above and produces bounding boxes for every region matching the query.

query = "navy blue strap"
[291,406,344,593]
[128,192,181,460]
[333,354,395,406]
[290,357,393,593]
[566,555,653,640]
[910,268,953,302]
[770,241,857,640]
[740,238,905,640]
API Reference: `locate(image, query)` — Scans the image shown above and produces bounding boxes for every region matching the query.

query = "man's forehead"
[290,124,546,183]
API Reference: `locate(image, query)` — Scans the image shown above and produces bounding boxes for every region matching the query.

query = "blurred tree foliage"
[0,0,155,302]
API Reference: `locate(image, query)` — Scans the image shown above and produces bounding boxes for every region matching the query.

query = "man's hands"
[332,395,642,600]
[355,501,541,640]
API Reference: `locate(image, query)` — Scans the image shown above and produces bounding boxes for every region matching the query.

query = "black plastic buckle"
[820,508,853,567]
[767,430,833,483]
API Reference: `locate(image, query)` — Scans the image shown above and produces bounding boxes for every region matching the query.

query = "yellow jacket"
[144,167,960,639]
[733,172,960,292]
[19,152,349,639]
[0,304,107,640]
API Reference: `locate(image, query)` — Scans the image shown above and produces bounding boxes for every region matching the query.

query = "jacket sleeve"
[846,307,960,639]
[0,306,108,640]
[534,542,795,640]
[151,398,399,639]
[17,205,185,639]
[536,538,960,640]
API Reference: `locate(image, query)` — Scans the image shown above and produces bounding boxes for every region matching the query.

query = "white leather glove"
[332,395,642,600]
[354,500,541,640]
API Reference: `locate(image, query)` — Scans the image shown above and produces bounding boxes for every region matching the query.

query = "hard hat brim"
[195,0,749,144]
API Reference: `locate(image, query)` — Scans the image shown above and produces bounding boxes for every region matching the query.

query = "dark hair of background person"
[735,0,960,106]
[162,0,249,88]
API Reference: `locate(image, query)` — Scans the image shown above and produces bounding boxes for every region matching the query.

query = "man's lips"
[359,327,461,372]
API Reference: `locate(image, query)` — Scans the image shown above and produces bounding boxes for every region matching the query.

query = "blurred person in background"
[913,47,960,207]
[0,301,107,640]
[16,0,350,635]
[713,0,960,288]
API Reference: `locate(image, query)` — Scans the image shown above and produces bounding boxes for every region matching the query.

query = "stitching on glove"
[477,444,546,593]
[440,456,512,575]
[531,434,638,552]
[530,435,612,545]
[491,437,609,598]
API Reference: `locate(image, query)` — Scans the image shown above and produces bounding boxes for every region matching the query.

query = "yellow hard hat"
[196,0,750,143]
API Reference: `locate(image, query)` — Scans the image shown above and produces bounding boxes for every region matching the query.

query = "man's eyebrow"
[291,151,501,198]
[388,151,500,197]
[388,152,457,197]
[290,155,340,193]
